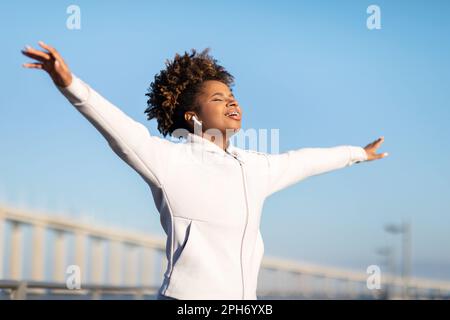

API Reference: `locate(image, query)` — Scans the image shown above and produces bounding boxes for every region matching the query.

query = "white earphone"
[192,115,202,126]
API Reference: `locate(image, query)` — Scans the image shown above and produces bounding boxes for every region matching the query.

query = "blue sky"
[1,0,450,281]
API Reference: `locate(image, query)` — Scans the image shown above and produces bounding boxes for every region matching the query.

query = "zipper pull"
[227,150,243,163]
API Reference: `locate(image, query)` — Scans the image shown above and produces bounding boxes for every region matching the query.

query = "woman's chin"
[225,127,241,135]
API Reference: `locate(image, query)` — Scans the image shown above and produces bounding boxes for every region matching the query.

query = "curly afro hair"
[145,48,235,137]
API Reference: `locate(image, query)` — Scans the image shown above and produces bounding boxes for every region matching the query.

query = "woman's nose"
[226,98,237,108]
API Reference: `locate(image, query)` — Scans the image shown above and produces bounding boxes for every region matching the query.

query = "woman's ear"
[184,111,195,122]
[185,112,202,123]
[184,112,202,131]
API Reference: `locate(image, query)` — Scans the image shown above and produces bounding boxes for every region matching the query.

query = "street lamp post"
[384,220,412,299]
[375,246,395,299]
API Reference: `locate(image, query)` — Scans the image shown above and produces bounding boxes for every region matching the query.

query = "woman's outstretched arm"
[264,137,388,197]
[21,41,170,187]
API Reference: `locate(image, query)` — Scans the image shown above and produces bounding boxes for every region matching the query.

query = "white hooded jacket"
[58,75,368,300]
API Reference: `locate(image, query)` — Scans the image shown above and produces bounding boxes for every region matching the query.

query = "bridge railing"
[1,205,449,300]
[0,279,158,300]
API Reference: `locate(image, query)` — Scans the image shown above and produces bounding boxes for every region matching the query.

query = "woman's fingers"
[363,136,389,161]
[38,41,63,61]
[21,49,51,62]
[366,151,389,161]
[22,62,44,69]
[372,136,384,146]
[367,136,384,149]
[377,152,389,159]
[373,137,383,150]
[21,41,73,87]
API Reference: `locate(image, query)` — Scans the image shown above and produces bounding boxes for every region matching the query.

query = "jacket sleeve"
[57,74,169,187]
[264,145,367,197]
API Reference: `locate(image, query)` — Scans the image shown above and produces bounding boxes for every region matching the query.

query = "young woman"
[21,42,388,300]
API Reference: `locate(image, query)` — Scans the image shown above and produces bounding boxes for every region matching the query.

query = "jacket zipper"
[226,150,250,299]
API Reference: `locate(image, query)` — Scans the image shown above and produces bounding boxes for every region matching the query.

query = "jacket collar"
[185,132,244,163]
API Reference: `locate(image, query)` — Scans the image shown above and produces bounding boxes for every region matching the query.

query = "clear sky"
[1,0,449,281]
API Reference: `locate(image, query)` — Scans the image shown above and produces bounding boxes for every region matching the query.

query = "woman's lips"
[225,114,241,121]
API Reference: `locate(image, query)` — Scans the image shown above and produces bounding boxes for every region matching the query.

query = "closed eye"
[210,92,234,101]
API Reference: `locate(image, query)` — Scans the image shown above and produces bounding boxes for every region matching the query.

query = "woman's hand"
[363,136,389,161]
[21,41,72,88]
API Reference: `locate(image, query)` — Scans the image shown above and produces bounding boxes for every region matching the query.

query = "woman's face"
[190,80,242,136]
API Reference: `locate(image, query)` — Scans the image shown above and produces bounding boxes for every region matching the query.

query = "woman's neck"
[201,131,230,151]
